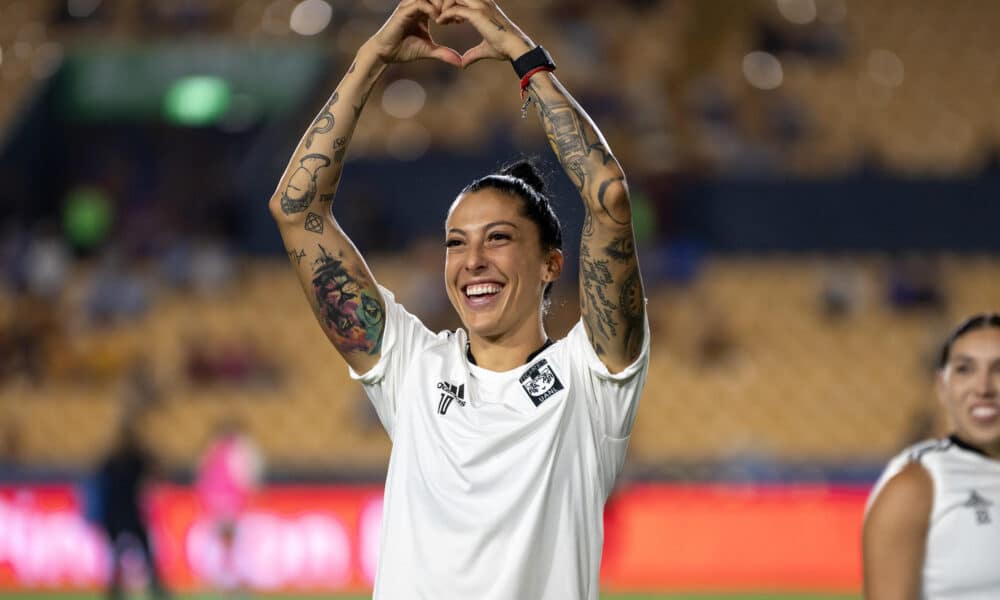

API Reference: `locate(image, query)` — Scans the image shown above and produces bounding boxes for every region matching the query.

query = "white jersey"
[350,287,649,600]
[868,437,1000,600]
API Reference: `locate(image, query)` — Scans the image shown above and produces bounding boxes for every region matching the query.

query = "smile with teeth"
[465,283,503,297]
[970,404,999,420]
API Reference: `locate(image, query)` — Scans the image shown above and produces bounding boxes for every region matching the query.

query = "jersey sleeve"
[348,286,439,439]
[865,439,940,514]
[566,315,651,439]
[563,315,650,497]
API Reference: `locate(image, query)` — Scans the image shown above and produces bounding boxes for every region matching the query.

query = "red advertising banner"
[0,483,866,593]
[600,484,867,593]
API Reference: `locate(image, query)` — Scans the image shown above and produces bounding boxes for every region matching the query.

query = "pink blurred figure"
[195,420,263,593]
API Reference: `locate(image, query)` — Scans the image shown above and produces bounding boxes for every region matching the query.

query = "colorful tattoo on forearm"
[311,245,384,354]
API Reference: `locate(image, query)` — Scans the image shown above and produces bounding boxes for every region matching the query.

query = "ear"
[542,249,564,284]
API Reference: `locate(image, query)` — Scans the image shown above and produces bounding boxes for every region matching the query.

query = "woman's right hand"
[364,0,462,67]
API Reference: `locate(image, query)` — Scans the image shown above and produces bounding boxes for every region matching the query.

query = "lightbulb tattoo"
[281,154,332,215]
[311,245,384,355]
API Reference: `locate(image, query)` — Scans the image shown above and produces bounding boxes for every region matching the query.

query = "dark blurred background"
[0,0,998,500]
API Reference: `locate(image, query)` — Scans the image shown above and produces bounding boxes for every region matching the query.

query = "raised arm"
[439,0,645,373]
[528,73,644,373]
[269,1,460,375]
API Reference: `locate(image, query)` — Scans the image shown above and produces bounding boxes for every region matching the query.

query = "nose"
[464,241,488,272]
[976,369,998,398]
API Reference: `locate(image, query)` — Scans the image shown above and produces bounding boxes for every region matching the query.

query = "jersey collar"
[949,434,989,457]
[466,338,554,367]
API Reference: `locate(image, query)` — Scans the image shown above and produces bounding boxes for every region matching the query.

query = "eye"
[953,363,973,375]
[488,231,511,242]
[444,238,463,248]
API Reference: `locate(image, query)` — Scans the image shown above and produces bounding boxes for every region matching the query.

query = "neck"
[986,441,1000,460]
[468,315,548,372]
[951,433,1000,460]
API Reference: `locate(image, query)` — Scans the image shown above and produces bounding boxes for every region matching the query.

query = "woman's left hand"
[437,0,535,68]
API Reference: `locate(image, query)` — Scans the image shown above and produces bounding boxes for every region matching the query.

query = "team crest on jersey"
[519,359,564,406]
[964,490,993,525]
[436,381,465,415]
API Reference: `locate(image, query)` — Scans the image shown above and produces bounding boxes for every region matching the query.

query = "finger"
[437,6,473,25]
[438,4,500,33]
[428,44,463,67]
[399,0,440,22]
[436,4,465,25]
[460,39,504,68]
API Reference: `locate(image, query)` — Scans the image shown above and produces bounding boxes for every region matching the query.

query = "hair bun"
[500,160,545,194]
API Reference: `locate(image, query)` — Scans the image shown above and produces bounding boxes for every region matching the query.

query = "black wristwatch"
[511,46,556,79]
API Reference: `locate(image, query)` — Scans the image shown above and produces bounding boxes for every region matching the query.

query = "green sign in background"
[57,42,327,124]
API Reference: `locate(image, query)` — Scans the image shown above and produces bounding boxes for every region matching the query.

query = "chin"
[960,426,1000,448]
[463,315,504,339]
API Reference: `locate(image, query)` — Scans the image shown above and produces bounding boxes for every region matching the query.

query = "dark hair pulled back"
[460,160,563,298]
[937,312,1000,369]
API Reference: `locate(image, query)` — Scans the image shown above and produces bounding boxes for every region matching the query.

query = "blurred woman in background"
[863,313,1000,599]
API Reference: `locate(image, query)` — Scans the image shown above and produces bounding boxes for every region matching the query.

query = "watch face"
[514,47,555,79]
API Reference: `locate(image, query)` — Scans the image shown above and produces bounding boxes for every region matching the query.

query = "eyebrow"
[950,353,1000,365]
[446,220,520,236]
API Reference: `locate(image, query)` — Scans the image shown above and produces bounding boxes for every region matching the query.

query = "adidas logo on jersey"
[436,381,465,415]
[519,359,564,407]
[964,490,993,525]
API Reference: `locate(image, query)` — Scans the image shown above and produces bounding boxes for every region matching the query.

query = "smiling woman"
[268,1,649,599]
[443,162,565,368]
[863,313,1000,600]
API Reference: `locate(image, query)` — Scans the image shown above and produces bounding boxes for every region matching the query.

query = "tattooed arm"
[269,0,461,375]
[530,76,645,373]
[439,0,645,373]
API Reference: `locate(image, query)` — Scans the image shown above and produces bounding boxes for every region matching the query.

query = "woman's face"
[938,327,1000,456]
[444,189,560,341]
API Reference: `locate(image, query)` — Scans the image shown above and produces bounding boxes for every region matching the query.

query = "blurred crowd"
[2,0,999,177]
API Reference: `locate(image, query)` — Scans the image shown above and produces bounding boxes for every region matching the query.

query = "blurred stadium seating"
[1,253,997,476]
[1,0,999,482]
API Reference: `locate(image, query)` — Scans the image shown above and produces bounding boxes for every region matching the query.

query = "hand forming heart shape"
[367,0,534,70]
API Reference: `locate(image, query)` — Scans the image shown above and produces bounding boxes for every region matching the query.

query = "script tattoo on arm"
[287,248,306,265]
[311,245,384,355]
[579,241,618,355]
[280,154,332,215]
